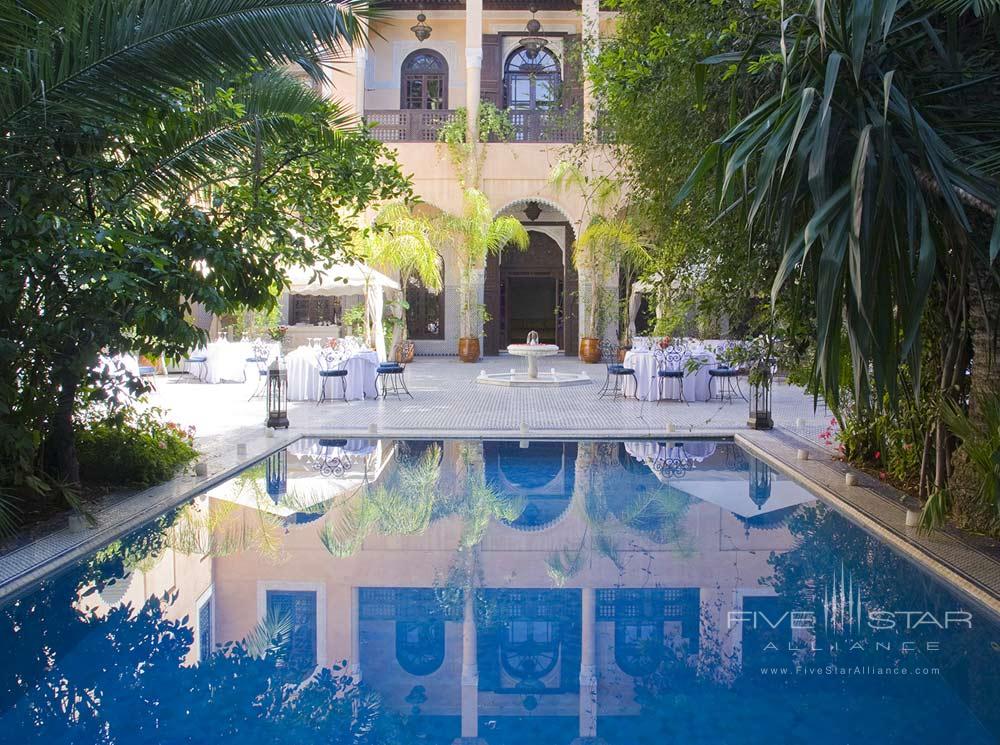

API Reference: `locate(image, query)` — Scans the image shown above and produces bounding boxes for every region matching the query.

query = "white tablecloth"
[285,346,379,401]
[623,349,717,402]
[187,340,278,384]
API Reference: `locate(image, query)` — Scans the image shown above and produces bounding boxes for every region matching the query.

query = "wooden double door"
[484,227,578,355]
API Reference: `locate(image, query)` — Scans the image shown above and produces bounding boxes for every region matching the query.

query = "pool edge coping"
[736,430,1000,619]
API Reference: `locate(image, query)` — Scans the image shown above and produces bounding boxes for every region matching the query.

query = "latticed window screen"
[198,599,212,662]
[267,590,317,673]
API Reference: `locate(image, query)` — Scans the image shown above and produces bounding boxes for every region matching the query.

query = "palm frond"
[1,0,375,129]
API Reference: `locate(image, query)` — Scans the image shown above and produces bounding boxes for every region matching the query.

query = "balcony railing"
[364,107,585,144]
[364,109,458,143]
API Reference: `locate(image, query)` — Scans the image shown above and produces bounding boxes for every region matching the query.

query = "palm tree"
[677,0,1000,509]
[441,189,528,356]
[574,216,649,342]
[358,203,443,357]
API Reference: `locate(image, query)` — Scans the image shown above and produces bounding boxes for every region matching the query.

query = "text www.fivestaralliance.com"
[760,666,940,676]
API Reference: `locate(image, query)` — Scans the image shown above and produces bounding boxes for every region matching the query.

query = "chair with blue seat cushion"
[246,340,272,400]
[708,364,746,403]
[653,346,688,403]
[375,352,412,399]
[186,353,208,382]
[598,340,638,400]
[317,349,349,405]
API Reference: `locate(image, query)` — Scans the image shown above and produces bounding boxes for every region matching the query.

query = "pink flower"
[878,471,887,480]
[830,417,837,425]
[159,441,168,450]
[874,451,881,460]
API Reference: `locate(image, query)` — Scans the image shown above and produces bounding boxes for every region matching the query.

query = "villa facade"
[284,0,621,357]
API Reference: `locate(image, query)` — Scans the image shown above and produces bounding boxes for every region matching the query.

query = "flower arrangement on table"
[268,325,288,342]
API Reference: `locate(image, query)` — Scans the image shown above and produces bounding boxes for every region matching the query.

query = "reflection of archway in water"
[395,619,446,676]
[484,441,577,531]
[484,200,578,355]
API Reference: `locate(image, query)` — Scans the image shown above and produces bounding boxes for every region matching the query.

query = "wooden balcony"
[364,108,584,144]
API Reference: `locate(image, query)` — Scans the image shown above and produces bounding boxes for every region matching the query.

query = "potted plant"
[357,202,442,362]
[442,189,528,362]
[573,217,647,363]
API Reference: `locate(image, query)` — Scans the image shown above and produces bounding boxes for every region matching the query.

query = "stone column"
[581,0,600,128]
[465,0,484,144]
[350,586,362,681]
[354,44,368,116]
[578,587,598,740]
[454,591,486,744]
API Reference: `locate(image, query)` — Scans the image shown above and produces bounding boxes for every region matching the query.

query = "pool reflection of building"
[90,439,816,743]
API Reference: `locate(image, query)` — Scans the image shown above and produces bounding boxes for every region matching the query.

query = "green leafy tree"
[677,0,1000,515]
[0,1,410,518]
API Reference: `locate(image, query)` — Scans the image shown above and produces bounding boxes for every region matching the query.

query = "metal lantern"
[747,359,773,430]
[265,449,287,501]
[748,456,772,510]
[410,13,432,42]
[519,5,548,59]
[265,357,289,429]
[527,330,540,345]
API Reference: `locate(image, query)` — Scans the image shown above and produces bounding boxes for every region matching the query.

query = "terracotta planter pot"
[458,337,480,362]
[395,341,415,364]
[579,337,601,363]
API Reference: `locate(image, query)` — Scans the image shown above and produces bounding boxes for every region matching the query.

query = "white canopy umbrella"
[286,263,400,361]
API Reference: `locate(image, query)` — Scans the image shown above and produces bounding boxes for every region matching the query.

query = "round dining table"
[284,346,379,401]
[187,339,279,384]
[623,347,717,402]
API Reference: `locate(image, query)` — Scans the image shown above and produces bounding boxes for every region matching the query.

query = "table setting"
[623,338,736,402]
[186,336,280,384]
[284,337,379,402]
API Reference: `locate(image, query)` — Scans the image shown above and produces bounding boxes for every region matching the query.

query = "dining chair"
[375,347,412,400]
[317,349,349,405]
[598,340,638,400]
[653,346,687,403]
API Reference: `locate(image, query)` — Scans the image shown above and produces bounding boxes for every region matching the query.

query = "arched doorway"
[484,203,578,355]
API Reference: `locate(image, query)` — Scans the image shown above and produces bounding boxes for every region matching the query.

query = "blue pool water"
[1,438,998,744]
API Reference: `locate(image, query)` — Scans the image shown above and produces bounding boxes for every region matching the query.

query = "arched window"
[401,50,448,110]
[396,619,446,676]
[405,255,444,339]
[504,47,561,110]
[614,620,664,678]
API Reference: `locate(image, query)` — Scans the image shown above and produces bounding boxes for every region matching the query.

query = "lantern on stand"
[747,359,773,430]
[266,357,289,429]
[265,449,287,502]
[748,456,772,511]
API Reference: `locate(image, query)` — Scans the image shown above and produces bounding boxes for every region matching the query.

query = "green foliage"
[437,102,514,185]
[590,0,765,338]
[439,189,529,338]
[76,408,198,487]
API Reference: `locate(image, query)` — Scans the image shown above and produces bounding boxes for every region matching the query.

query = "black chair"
[317,350,349,405]
[653,346,687,403]
[375,354,412,399]
[186,353,208,382]
[708,365,746,403]
[246,341,271,400]
[598,340,638,400]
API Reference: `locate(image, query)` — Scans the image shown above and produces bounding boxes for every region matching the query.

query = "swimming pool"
[1,438,998,744]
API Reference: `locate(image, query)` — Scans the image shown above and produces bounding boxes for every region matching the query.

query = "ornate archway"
[484,203,578,355]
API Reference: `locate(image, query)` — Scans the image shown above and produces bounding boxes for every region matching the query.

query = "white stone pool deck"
[1,354,998,618]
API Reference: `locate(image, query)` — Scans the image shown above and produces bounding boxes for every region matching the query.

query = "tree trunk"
[968,262,1000,418]
[45,366,81,485]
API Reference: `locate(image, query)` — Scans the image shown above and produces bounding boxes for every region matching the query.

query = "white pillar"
[465,0,483,143]
[581,0,600,128]
[460,592,480,740]
[354,45,368,116]
[350,586,362,681]
[578,587,598,740]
